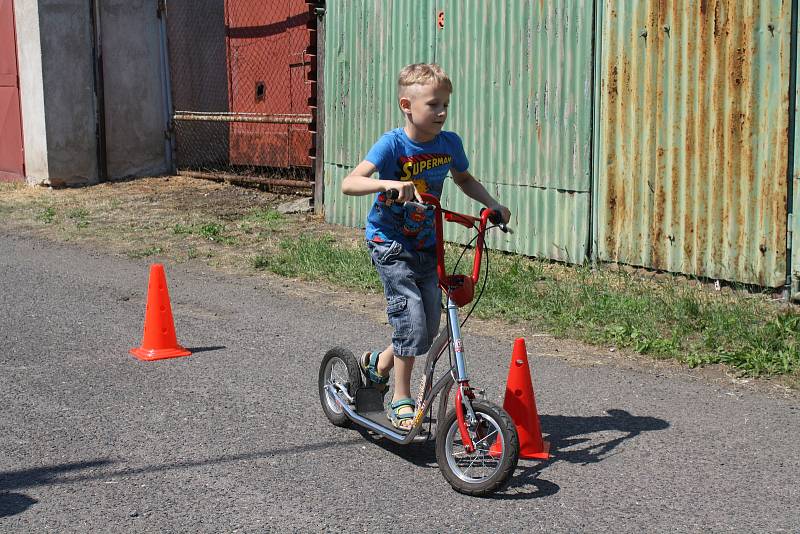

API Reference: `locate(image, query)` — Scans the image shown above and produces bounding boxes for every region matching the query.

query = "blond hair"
[398,63,453,96]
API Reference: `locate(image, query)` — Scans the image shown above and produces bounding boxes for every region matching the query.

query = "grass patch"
[253,234,380,292]
[198,222,224,239]
[245,208,284,225]
[127,245,164,259]
[474,253,799,377]
[254,235,800,378]
[173,223,192,235]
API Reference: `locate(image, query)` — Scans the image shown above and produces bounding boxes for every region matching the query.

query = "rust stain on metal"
[597,0,791,287]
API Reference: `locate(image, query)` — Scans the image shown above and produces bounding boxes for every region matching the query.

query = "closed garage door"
[0,0,24,182]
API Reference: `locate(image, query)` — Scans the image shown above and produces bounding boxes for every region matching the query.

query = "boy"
[341,63,511,430]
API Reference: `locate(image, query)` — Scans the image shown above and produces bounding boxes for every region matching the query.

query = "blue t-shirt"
[364,128,469,250]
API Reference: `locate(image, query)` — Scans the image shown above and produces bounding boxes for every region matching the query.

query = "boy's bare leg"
[391,355,414,402]
[376,345,394,376]
[377,346,416,428]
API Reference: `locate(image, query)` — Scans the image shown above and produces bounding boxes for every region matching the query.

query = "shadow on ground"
[0,492,38,518]
[353,408,669,500]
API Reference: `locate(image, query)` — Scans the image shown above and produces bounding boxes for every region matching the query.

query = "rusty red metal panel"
[225,0,312,168]
[0,0,24,182]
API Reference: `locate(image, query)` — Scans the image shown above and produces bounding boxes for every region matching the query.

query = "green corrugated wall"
[324,0,595,262]
[323,0,800,289]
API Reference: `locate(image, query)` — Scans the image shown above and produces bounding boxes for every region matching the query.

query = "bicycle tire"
[435,400,519,496]
[318,347,362,428]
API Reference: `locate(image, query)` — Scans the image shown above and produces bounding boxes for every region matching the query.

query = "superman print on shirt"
[364,128,469,251]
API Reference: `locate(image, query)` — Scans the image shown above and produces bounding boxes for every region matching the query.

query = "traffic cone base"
[489,437,551,460]
[130,264,191,362]
[495,338,552,460]
[130,345,191,361]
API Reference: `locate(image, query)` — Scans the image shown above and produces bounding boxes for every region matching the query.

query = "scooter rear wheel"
[435,400,519,496]
[318,347,363,427]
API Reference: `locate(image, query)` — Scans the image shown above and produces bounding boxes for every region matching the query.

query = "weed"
[198,222,224,239]
[36,206,57,224]
[127,246,164,259]
[67,207,90,228]
[173,223,192,235]
[197,222,236,245]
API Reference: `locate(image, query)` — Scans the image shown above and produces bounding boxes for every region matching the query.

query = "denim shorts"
[367,240,442,357]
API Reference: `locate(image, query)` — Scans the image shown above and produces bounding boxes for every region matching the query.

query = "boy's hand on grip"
[488,204,511,224]
[383,181,421,203]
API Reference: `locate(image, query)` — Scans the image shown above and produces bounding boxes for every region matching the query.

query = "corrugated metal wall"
[323,0,437,228]
[324,0,595,262]
[324,0,800,289]
[434,0,594,260]
[596,0,793,287]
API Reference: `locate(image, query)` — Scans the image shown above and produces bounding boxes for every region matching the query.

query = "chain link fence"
[165,0,318,190]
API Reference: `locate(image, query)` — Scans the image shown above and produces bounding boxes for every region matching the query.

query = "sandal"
[388,398,416,430]
[360,351,389,393]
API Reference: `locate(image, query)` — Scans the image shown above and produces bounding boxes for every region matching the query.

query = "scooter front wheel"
[318,347,363,427]
[435,400,519,496]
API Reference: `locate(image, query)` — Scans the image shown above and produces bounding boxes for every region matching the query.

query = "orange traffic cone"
[491,338,551,459]
[130,264,191,361]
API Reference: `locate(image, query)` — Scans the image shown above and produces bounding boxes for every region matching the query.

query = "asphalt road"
[1,233,798,533]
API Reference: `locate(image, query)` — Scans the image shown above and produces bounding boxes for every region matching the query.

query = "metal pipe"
[785,0,799,299]
[324,386,410,444]
[312,3,325,214]
[447,297,468,382]
[173,112,312,124]
[178,170,313,189]
[89,0,108,182]
[157,0,175,174]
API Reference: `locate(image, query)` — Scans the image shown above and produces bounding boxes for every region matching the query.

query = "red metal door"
[0,0,24,182]
[288,15,311,167]
[225,0,311,169]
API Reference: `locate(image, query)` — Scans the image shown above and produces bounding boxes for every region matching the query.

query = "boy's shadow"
[357,409,669,499]
[0,492,38,518]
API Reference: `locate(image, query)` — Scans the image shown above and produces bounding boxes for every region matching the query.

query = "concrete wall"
[13,0,168,186]
[101,0,168,178]
[13,0,49,183]
[38,0,97,185]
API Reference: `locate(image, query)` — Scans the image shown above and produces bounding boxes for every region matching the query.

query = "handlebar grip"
[479,207,511,233]
[479,207,503,225]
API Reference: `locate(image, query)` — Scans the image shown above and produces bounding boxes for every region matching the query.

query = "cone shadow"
[540,409,670,465]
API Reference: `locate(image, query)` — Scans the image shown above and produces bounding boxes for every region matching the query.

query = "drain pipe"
[787,0,799,300]
[157,0,175,174]
[89,0,108,182]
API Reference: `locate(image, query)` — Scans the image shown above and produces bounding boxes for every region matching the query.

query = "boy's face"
[399,83,451,140]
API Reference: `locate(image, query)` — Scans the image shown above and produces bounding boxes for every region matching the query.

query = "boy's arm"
[451,169,511,223]
[342,160,420,202]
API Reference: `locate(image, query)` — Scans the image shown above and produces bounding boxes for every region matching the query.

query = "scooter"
[318,190,520,496]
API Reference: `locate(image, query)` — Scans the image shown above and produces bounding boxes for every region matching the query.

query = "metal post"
[89,0,108,182]
[157,0,176,174]
[313,3,326,215]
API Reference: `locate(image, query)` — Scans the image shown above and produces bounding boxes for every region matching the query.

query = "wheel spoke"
[473,429,498,448]
[441,404,514,492]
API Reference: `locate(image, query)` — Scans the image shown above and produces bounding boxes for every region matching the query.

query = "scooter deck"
[352,386,434,440]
